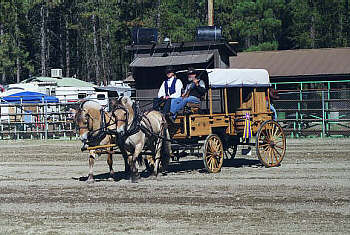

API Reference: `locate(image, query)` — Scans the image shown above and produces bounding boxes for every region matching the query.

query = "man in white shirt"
[153,66,183,115]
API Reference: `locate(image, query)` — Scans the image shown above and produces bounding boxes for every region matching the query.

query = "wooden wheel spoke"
[205,153,213,160]
[273,129,281,139]
[272,148,281,164]
[259,143,269,148]
[212,157,218,169]
[274,139,283,145]
[213,139,219,151]
[275,141,285,150]
[269,148,274,165]
[208,142,215,153]
[272,125,279,137]
[208,158,214,169]
[267,125,273,139]
[275,145,285,150]
[272,147,282,159]
[263,147,270,163]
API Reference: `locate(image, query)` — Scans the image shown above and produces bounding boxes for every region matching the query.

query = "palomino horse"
[74,100,120,183]
[114,96,172,182]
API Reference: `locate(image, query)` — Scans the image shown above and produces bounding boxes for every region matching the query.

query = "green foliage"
[0,0,349,84]
[245,41,279,52]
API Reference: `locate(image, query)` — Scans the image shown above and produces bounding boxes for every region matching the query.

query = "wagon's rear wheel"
[202,134,224,173]
[256,120,286,167]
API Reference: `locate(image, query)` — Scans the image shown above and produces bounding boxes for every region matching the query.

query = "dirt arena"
[0,138,349,234]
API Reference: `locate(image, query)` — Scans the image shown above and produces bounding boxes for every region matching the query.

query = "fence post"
[43,98,48,140]
[322,91,326,138]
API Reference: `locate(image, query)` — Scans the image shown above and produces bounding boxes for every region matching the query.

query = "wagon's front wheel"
[202,134,224,173]
[256,120,286,167]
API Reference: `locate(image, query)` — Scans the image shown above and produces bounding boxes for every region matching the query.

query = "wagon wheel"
[202,134,224,173]
[256,120,286,167]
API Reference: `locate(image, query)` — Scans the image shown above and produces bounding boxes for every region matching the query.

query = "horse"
[73,100,122,183]
[113,96,172,182]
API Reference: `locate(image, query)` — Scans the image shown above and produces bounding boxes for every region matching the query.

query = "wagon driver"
[169,68,206,121]
[153,65,183,115]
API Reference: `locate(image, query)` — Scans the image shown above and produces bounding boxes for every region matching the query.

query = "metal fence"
[273,83,350,138]
[0,102,78,140]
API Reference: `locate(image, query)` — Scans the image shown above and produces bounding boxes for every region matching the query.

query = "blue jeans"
[170,96,200,118]
[267,102,278,120]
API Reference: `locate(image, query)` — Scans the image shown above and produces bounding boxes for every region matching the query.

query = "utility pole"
[208,0,214,26]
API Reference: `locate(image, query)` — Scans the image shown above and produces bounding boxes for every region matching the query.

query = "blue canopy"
[2,91,59,103]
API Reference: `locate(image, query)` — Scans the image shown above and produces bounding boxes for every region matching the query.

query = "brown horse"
[74,100,119,183]
[114,96,171,182]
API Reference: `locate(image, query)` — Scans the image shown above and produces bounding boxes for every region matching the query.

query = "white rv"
[1,69,134,106]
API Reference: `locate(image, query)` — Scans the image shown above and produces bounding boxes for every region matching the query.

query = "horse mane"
[81,100,102,110]
[75,100,102,122]
[119,96,133,109]
[118,96,135,122]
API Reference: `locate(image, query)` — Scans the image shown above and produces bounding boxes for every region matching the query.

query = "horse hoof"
[131,174,140,183]
[87,174,94,183]
[87,179,95,184]
[108,177,114,181]
[131,177,138,183]
[149,174,157,180]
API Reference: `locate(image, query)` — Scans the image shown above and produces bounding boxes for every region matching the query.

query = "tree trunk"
[59,14,64,70]
[346,0,349,46]
[92,14,100,84]
[157,0,161,31]
[46,6,50,74]
[106,24,111,83]
[309,1,316,48]
[65,19,70,77]
[310,14,315,48]
[99,33,106,85]
[15,6,20,83]
[40,3,46,76]
[16,57,20,83]
[0,21,5,83]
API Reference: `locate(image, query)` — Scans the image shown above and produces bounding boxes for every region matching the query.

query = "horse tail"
[161,124,172,170]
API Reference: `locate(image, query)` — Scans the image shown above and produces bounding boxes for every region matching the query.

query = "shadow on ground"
[72,158,263,182]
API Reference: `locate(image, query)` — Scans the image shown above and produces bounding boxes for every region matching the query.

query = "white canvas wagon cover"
[207,69,271,88]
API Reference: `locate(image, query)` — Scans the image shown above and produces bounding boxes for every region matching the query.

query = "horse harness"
[79,107,115,147]
[114,103,166,150]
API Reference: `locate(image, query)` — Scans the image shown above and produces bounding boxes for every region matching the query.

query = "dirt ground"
[0,138,350,234]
